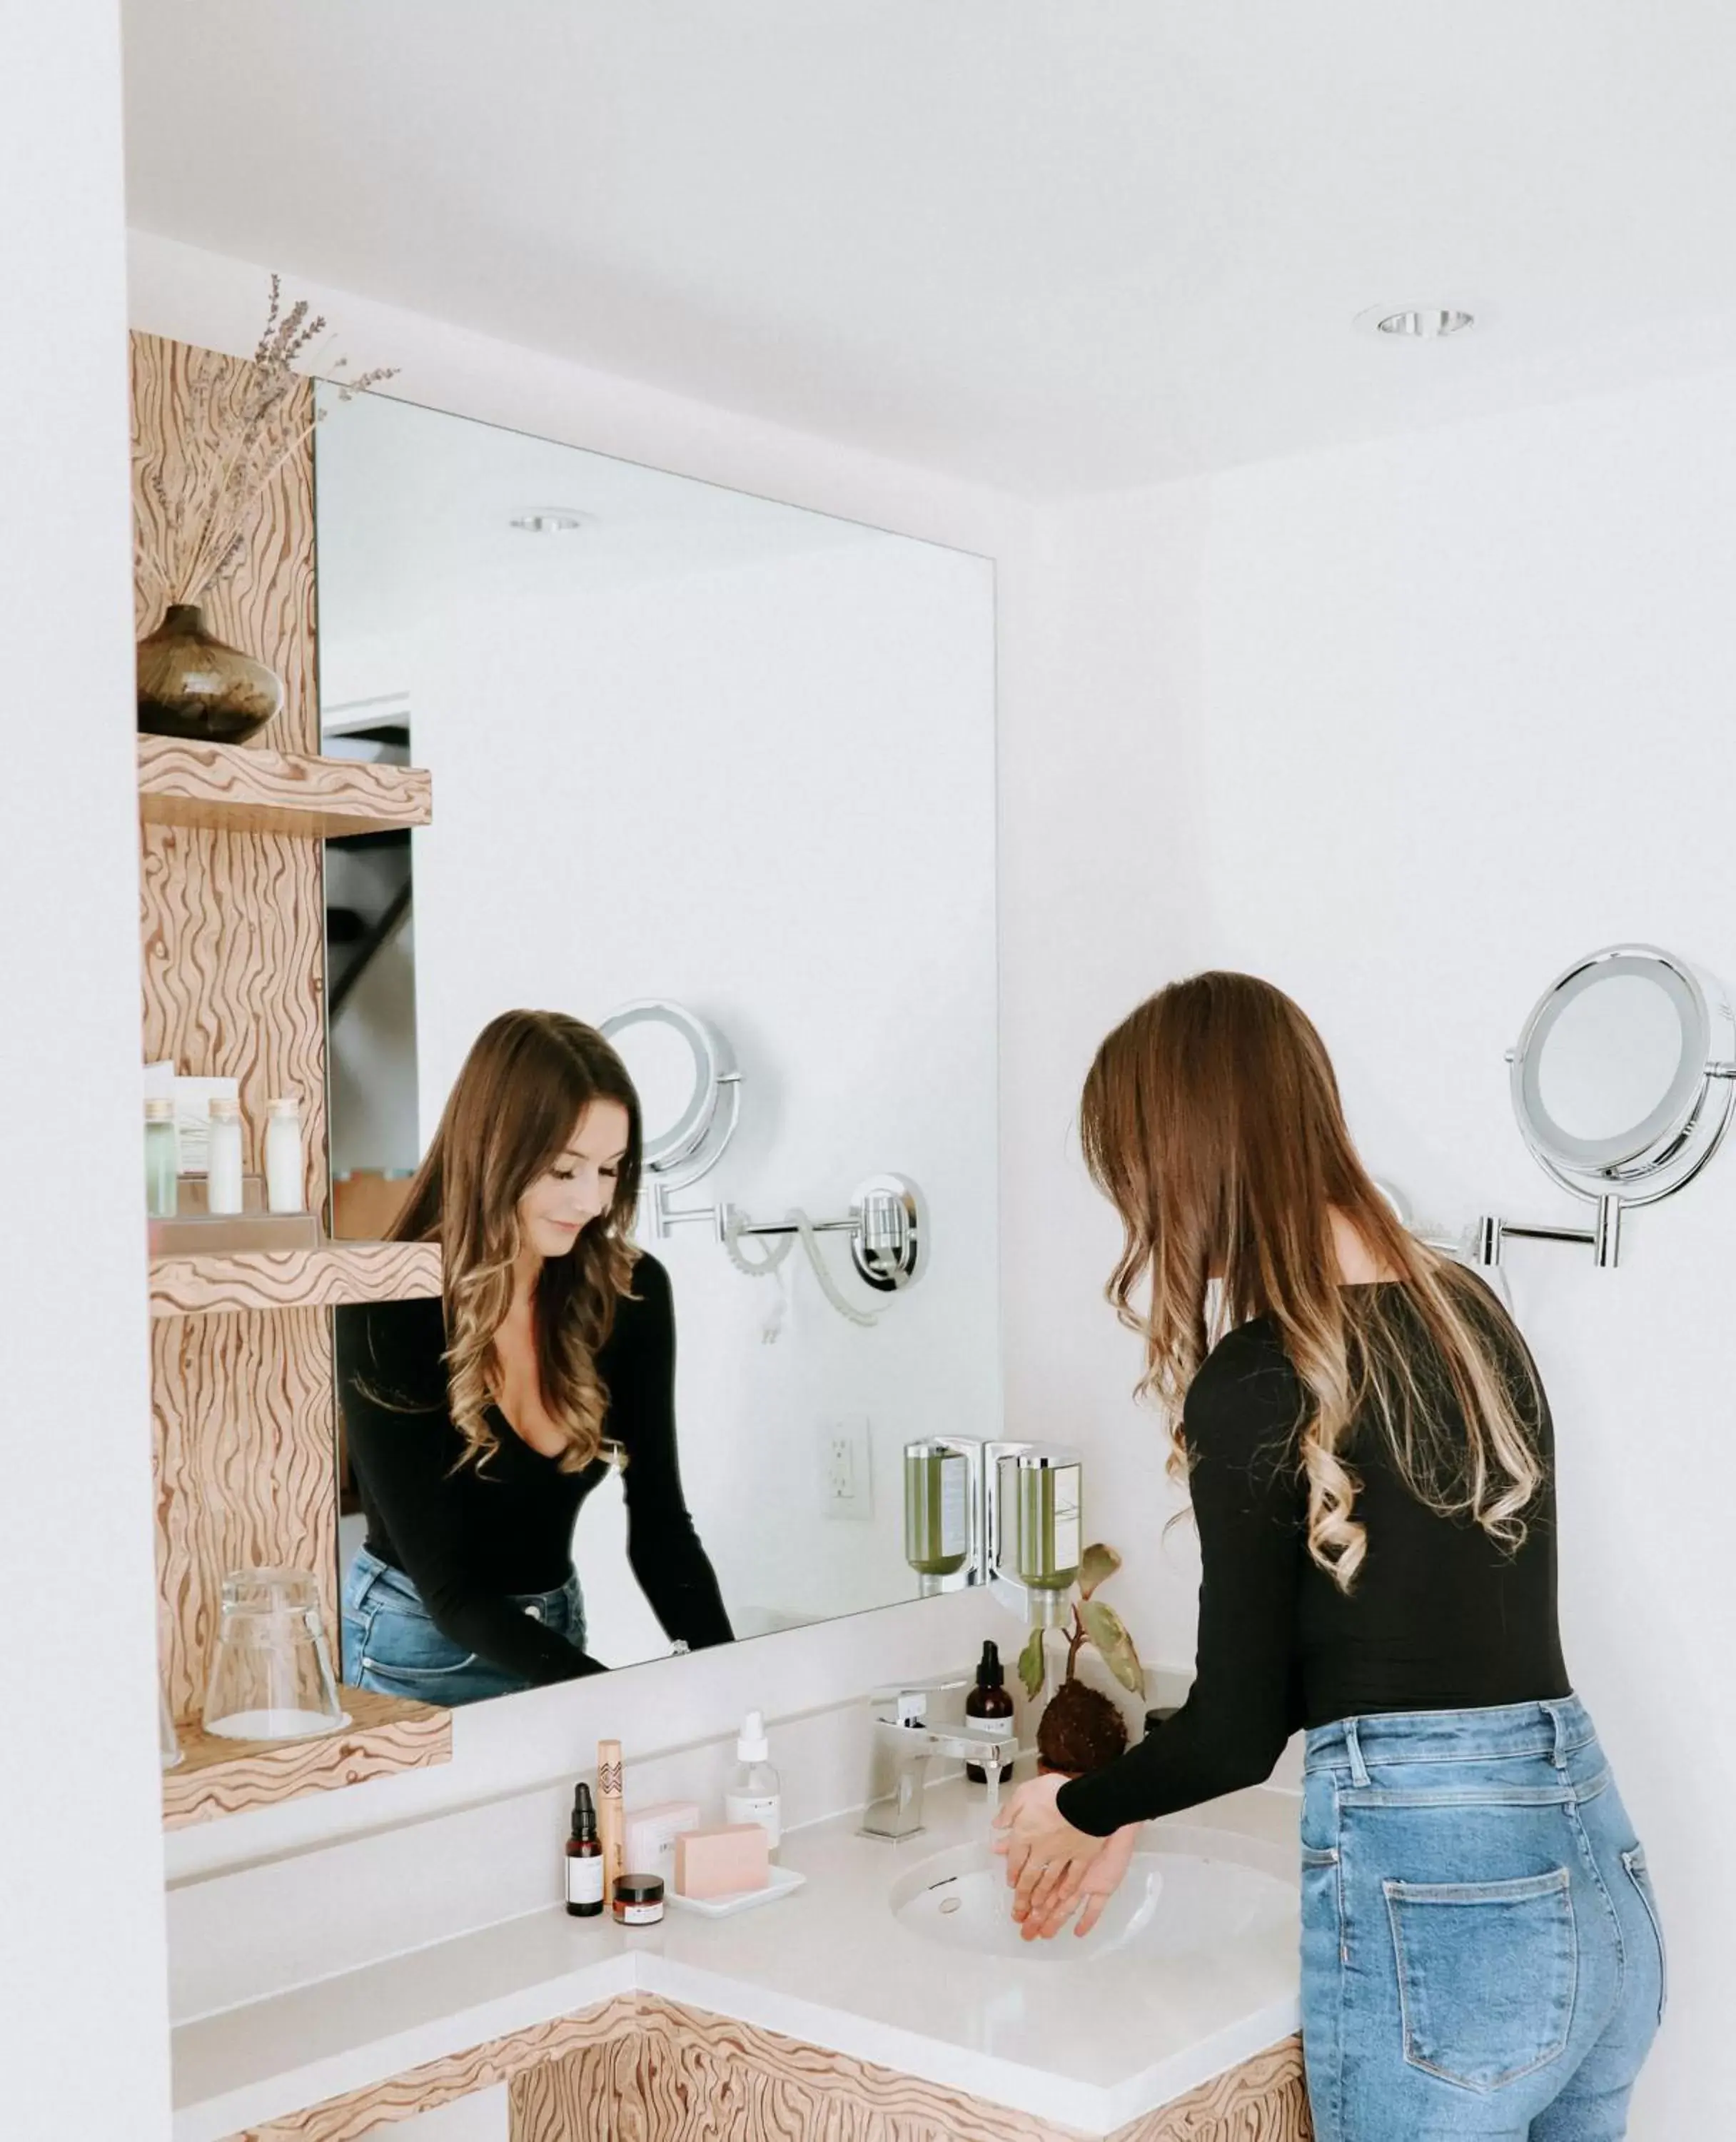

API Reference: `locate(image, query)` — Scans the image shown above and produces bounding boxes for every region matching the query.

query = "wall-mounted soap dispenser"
[902,1438,980,1596]
[984,1442,1084,1626]
[900,1436,1085,1622]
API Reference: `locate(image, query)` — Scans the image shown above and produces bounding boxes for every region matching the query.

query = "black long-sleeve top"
[335,1252,733,1684]
[1057,1284,1570,1837]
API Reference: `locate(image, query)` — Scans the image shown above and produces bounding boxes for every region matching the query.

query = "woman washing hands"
[993,1774,1140,1942]
[994,974,1662,2141]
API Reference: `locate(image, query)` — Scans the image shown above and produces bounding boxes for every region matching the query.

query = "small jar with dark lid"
[612,1873,665,1926]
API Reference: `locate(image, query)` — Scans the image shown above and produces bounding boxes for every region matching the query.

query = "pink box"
[675,1823,771,1900]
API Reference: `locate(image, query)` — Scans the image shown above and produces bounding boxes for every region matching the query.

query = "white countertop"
[172,1779,1302,2140]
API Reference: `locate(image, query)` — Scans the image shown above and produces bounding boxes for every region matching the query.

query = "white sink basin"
[889,1827,1296,1966]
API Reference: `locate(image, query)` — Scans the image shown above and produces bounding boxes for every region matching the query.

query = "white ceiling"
[121,1,1736,496]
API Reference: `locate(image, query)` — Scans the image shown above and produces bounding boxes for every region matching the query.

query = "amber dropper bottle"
[565,1781,605,1918]
[965,1639,1015,1785]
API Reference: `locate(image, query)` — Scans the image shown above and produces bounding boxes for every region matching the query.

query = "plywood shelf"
[138,735,432,839]
[149,1239,443,1319]
[162,1685,452,1830]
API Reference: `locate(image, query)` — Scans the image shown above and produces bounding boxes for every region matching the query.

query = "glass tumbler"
[158,1679,183,1771]
[202,1568,348,1741]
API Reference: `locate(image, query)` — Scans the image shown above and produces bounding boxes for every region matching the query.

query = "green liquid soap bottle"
[965,1639,1014,1786]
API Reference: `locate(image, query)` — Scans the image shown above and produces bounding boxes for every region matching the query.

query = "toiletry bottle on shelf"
[964,1639,1014,1785]
[144,1097,178,1219]
[264,1096,304,1214]
[565,1781,605,1919]
[724,1710,781,1856]
[206,1095,244,1217]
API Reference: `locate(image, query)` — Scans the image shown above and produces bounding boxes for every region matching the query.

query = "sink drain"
[939,1896,963,1916]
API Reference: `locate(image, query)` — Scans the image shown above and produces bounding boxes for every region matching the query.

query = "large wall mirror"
[315,391,999,1699]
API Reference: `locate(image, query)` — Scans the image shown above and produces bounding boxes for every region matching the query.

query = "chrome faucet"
[859,1676,1019,1841]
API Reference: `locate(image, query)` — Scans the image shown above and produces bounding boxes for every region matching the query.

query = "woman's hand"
[991,1772,1116,1941]
[1034,1821,1141,1940]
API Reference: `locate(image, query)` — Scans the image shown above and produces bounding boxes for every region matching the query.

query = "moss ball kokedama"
[1020,1541,1147,1778]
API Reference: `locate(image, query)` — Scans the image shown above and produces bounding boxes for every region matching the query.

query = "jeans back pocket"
[360,1602,478,1684]
[1385,1866,1577,2092]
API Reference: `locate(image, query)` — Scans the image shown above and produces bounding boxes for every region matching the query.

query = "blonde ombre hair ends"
[1080,972,1544,1590]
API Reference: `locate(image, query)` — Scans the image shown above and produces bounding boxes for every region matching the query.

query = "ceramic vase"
[137,603,285,743]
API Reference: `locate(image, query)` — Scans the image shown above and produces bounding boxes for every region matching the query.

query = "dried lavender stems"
[140,274,397,615]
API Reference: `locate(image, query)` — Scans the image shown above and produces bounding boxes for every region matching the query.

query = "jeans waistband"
[1303,1694,1595,1776]
[346,1544,579,1617]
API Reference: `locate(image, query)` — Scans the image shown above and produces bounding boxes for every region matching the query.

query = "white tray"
[666,1862,807,1918]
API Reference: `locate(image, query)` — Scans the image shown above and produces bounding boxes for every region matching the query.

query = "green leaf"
[1016,1625,1047,1701]
[1079,1598,1146,1699]
[1077,1542,1122,1602]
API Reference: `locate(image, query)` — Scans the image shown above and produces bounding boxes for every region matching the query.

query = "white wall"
[1017,371,1736,2138]
[414,546,996,1649]
[131,237,1036,1901]
[1,14,173,2138]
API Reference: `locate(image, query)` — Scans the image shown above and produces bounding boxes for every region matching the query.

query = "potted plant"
[1017,1542,1146,1775]
[136,277,394,743]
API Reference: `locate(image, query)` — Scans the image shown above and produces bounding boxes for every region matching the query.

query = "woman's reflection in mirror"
[336,1009,734,1704]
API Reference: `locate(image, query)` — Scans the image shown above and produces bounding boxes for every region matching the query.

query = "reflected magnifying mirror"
[1480,945,1736,1268]
[600,1000,741,1210]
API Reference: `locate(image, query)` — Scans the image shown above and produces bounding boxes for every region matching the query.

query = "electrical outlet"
[822,1412,872,1521]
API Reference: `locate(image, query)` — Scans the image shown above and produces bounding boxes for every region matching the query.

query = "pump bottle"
[965,1639,1015,1785]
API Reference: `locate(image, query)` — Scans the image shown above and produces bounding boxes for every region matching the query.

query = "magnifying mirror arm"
[725,1176,924,1294]
[728,1213,854,1242]
[643,1181,732,1242]
[640,1175,927,1298]
[1475,1198,1623,1271]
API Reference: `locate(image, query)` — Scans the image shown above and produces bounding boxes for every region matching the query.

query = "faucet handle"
[869,1671,971,1725]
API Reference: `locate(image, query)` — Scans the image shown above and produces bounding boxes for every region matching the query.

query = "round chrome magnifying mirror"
[1483,945,1736,1268]
[600,1000,740,1197]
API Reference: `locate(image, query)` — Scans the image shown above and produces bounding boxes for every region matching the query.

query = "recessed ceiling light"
[508,508,589,534]
[1354,304,1477,341]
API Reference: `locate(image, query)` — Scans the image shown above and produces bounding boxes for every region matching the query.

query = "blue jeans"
[340,1546,587,1708]
[1300,1696,1664,2140]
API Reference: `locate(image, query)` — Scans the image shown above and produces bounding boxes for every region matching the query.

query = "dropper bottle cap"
[976,1639,1004,1689]
[571,1781,597,1841]
[737,1710,769,1763]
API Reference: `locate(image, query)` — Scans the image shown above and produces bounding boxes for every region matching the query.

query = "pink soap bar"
[675,1823,770,1899]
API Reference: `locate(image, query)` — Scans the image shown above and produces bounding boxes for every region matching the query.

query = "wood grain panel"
[135,328,338,1751]
[164,1685,450,1830]
[211,1998,1308,2142]
[140,822,327,1195]
[513,2001,1084,2142]
[131,330,318,753]
[152,1307,338,1720]
[151,1240,443,1320]
[510,2005,1311,2142]
[139,735,432,840]
[225,1999,643,2141]
[1114,2038,1310,2142]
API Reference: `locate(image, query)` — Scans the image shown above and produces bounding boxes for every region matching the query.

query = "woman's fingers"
[1021,1869,1088,1942]
[1014,1852,1084,1931]
[1073,1887,1111,1938]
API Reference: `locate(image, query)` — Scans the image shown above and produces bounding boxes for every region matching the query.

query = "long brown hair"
[392,1010,643,1474]
[1080,972,1543,1590]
